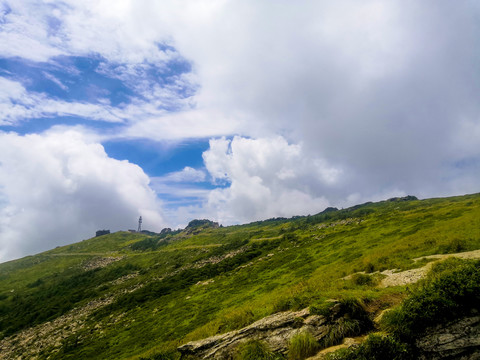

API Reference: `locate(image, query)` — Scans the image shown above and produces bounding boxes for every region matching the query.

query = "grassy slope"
[0,193,479,359]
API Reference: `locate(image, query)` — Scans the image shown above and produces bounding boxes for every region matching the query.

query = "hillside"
[0,193,479,359]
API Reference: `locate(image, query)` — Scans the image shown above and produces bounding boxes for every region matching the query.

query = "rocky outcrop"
[416,314,480,359]
[178,308,326,359]
[95,229,110,237]
[185,219,220,234]
[178,301,369,359]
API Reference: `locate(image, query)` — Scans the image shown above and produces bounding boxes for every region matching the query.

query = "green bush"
[326,334,411,360]
[139,350,180,360]
[322,318,362,348]
[382,259,480,341]
[364,262,375,273]
[350,273,374,286]
[439,238,467,254]
[322,298,373,348]
[288,331,319,360]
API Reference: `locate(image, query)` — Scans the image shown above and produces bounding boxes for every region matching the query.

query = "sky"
[0,0,479,262]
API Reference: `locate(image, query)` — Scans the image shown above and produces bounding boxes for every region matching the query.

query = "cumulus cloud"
[0,128,165,262]
[96,0,480,201]
[1,0,480,260]
[166,0,480,200]
[201,136,336,224]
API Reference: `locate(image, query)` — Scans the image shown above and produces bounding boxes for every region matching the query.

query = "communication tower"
[137,216,142,232]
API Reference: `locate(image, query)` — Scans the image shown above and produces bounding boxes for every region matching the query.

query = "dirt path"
[379,249,480,287]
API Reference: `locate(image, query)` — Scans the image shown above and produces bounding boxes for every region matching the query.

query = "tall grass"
[325,334,411,360]
[234,339,280,360]
[381,259,480,341]
[288,332,319,360]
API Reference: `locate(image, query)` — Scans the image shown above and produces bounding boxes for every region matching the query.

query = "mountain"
[0,193,479,359]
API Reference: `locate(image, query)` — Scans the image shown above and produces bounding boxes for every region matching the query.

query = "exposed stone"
[177,305,363,359]
[379,249,480,288]
[196,279,215,286]
[82,256,123,271]
[0,284,142,360]
[416,315,480,359]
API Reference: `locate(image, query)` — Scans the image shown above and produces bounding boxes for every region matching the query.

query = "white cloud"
[0,77,124,125]
[123,108,240,140]
[201,136,336,224]
[42,71,69,91]
[156,166,206,183]
[105,0,480,203]
[0,128,165,262]
[0,0,171,64]
[0,1,65,61]
[1,0,480,258]
[168,0,480,201]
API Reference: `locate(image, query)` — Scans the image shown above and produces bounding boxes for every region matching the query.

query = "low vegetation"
[288,331,319,360]
[326,334,411,360]
[382,258,480,341]
[234,339,280,360]
[0,193,479,359]
[327,258,480,359]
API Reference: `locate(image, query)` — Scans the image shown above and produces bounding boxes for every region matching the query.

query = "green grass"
[0,193,479,359]
[288,331,319,360]
[381,258,480,341]
[325,334,411,360]
[327,257,480,360]
[234,339,281,360]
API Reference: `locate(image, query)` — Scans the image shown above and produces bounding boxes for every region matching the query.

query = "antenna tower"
[137,216,142,232]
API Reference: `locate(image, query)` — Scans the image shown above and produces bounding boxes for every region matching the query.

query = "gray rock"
[416,315,480,359]
[178,308,329,359]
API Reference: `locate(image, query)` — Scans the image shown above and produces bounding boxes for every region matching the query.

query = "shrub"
[439,238,467,254]
[322,318,362,348]
[381,259,480,341]
[364,262,375,273]
[284,233,298,243]
[288,332,319,360]
[350,273,373,286]
[322,298,373,348]
[326,334,411,360]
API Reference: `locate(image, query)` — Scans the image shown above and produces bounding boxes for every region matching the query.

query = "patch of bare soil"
[379,249,480,288]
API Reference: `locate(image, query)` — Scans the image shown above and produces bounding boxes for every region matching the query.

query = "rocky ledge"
[178,301,367,359]
[416,313,480,360]
[178,308,324,359]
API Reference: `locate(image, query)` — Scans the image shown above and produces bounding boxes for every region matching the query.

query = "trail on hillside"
[379,249,480,287]
[48,244,223,257]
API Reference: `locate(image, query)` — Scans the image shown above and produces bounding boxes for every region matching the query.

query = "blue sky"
[0,0,479,262]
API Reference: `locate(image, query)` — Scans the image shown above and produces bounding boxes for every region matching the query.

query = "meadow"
[0,193,479,359]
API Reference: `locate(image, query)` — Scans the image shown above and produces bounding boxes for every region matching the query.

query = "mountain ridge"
[0,193,479,359]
